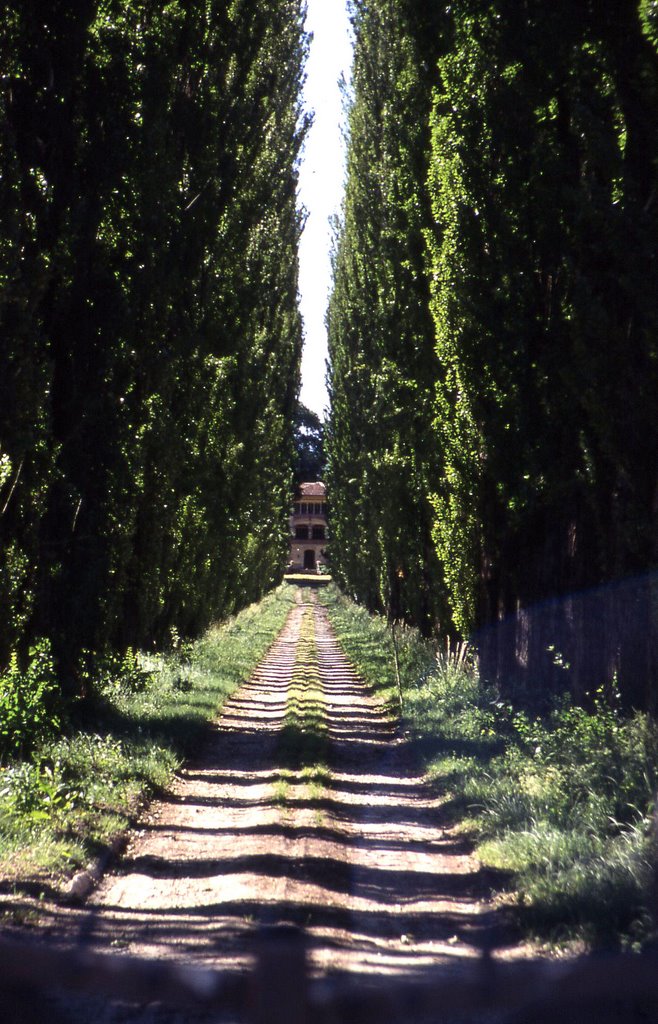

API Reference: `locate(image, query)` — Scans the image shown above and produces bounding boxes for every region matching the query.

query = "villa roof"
[296,481,326,498]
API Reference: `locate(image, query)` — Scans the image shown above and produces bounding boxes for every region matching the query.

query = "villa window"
[295,525,309,539]
[312,525,325,540]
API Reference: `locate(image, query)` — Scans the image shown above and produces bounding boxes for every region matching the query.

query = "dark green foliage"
[0,642,60,760]
[328,0,658,707]
[425,0,658,705]
[0,2,307,699]
[293,402,325,483]
[326,0,449,636]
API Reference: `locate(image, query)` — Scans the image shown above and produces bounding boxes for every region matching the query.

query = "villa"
[288,482,329,573]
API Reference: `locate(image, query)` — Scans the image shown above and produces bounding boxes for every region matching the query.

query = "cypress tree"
[0,0,307,689]
[426,0,658,704]
[327,0,448,634]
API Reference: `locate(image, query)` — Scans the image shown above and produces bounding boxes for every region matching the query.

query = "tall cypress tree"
[327,0,448,634]
[328,0,658,706]
[426,0,658,704]
[0,0,307,687]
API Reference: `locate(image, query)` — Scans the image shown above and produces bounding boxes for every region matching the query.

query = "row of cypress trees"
[0,1,307,692]
[327,0,658,707]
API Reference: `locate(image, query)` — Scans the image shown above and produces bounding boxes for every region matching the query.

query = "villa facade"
[288,481,329,573]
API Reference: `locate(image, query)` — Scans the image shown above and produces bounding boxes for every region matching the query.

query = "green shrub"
[0,759,80,825]
[0,641,60,760]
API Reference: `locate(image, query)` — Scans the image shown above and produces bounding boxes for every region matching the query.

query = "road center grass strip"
[276,605,328,806]
[317,583,658,952]
[0,584,297,890]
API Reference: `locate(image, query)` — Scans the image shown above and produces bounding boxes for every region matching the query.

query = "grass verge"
[315,584,434,713]
[0,584,296,889]
[318,583,658,951]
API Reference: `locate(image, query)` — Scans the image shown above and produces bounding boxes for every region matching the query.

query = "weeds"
[318,583,658,951]
[0,641,61,759]
[0,584,296,883]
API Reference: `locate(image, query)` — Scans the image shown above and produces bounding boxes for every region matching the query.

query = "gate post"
[249,925,308,1024]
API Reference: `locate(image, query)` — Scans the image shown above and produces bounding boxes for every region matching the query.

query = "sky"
[297,0,353,419]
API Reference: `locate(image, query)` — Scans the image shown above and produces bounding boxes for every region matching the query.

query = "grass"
[0,583,297,887]
[276,605,328,810]
[318,583,658,951]
[316,583,435,714]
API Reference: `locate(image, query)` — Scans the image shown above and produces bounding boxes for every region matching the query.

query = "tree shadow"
[3,604,520,1003]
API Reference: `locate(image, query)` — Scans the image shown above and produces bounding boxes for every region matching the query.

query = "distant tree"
[293,402,325,483]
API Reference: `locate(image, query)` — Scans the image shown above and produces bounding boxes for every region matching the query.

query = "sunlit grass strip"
[0,584,297,888]
[276,607,328,806]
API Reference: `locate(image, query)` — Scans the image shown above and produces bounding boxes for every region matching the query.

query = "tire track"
[78,603,307,968]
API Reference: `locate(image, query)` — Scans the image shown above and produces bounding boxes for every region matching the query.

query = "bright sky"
[297,0,353,419]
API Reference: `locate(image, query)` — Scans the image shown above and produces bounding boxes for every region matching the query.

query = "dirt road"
[66,592,506,975]
[3,589,524,1019]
